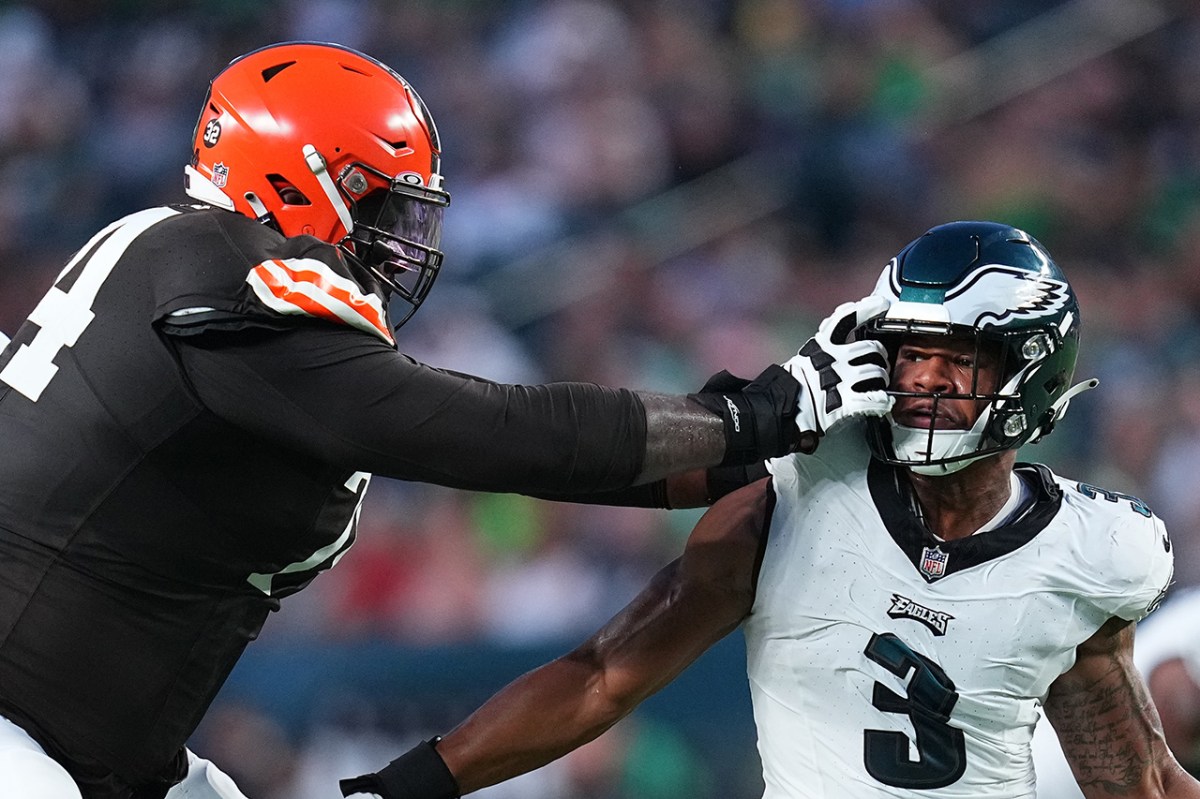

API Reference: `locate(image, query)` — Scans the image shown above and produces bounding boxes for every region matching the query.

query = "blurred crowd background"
[3,0,1200,796]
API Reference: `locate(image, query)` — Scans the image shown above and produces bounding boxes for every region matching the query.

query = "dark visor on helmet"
[341,166,450,330]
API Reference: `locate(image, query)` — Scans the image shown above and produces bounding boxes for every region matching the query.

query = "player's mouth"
[893,401,967,430]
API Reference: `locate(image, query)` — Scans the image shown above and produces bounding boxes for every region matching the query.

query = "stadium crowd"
[3,0,1200,796]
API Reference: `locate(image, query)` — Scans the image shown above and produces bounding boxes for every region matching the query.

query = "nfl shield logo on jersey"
[920,545,949,580]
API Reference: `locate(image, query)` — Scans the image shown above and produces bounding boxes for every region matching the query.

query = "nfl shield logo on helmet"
[212,162,229,188]
[920,546,949,580]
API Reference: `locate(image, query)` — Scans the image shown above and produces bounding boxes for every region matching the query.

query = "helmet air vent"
[260,61,297,82]
[267,174,310,206]
[372,133,408,155]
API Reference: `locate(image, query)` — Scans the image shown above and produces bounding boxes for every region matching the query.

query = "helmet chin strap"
[907,451,991,477]
[890,411,992,476]
[1029,377,1099,443]
[303,144,355,237]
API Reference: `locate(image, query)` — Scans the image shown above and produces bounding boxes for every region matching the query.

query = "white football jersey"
[745,425,1174,799]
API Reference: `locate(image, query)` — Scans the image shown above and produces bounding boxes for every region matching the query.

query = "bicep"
[1044,618,1180,798]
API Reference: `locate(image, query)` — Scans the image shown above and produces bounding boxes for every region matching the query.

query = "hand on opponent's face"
[782,296,895,451]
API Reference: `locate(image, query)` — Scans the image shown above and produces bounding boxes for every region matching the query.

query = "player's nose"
[910,357,954,393]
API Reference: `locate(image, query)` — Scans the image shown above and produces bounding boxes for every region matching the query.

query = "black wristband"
[339,738,460,799]
[689,365,801,467]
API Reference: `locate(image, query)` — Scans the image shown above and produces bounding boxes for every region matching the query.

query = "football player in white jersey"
[341,222,1198,799]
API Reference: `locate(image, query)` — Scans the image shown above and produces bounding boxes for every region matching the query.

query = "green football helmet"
[863,221,1097,475]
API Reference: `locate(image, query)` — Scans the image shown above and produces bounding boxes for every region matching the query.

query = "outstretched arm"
[1045,617,1200,798]
[341,477,775,798]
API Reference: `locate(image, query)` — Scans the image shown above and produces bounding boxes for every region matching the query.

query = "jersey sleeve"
[148,207,393,343]
[168,323,648,495]
[1085,512,1174,623]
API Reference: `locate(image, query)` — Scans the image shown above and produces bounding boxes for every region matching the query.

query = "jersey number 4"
[863,632,966,789]
[0,208,178,402]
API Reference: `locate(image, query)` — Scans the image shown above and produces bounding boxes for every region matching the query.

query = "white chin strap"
[889,412,992,476]
[303,144,354,236]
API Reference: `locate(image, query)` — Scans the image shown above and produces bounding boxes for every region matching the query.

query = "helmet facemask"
[339,164,449,328]
[865,321,1058,475]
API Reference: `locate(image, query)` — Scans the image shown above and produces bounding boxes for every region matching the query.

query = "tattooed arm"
[1044,617,1200,798]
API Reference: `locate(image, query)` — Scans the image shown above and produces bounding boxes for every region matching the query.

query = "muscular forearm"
[439,574,746,794]
[341,480,770,799]
[636,394,726,483]
[439,482,769,793]
[436,650,632,795]
[439,561,706,793]
[1048,619,1200,798]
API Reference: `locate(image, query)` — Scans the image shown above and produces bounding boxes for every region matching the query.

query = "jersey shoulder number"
[0,207,179,402]
[1060,477,1173,622]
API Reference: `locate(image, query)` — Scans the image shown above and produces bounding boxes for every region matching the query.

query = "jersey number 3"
[863,632,966,789]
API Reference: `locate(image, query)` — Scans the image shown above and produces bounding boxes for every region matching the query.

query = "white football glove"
[783,296,894,443]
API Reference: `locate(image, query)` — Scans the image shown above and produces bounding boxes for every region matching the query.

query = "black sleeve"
[167,323,647,495]
[531,480,672,509]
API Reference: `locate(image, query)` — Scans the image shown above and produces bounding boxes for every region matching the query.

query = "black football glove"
[339,738,459,799]
[688,363,801,466]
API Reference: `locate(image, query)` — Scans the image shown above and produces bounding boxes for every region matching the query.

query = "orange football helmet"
[185,41,450,327]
